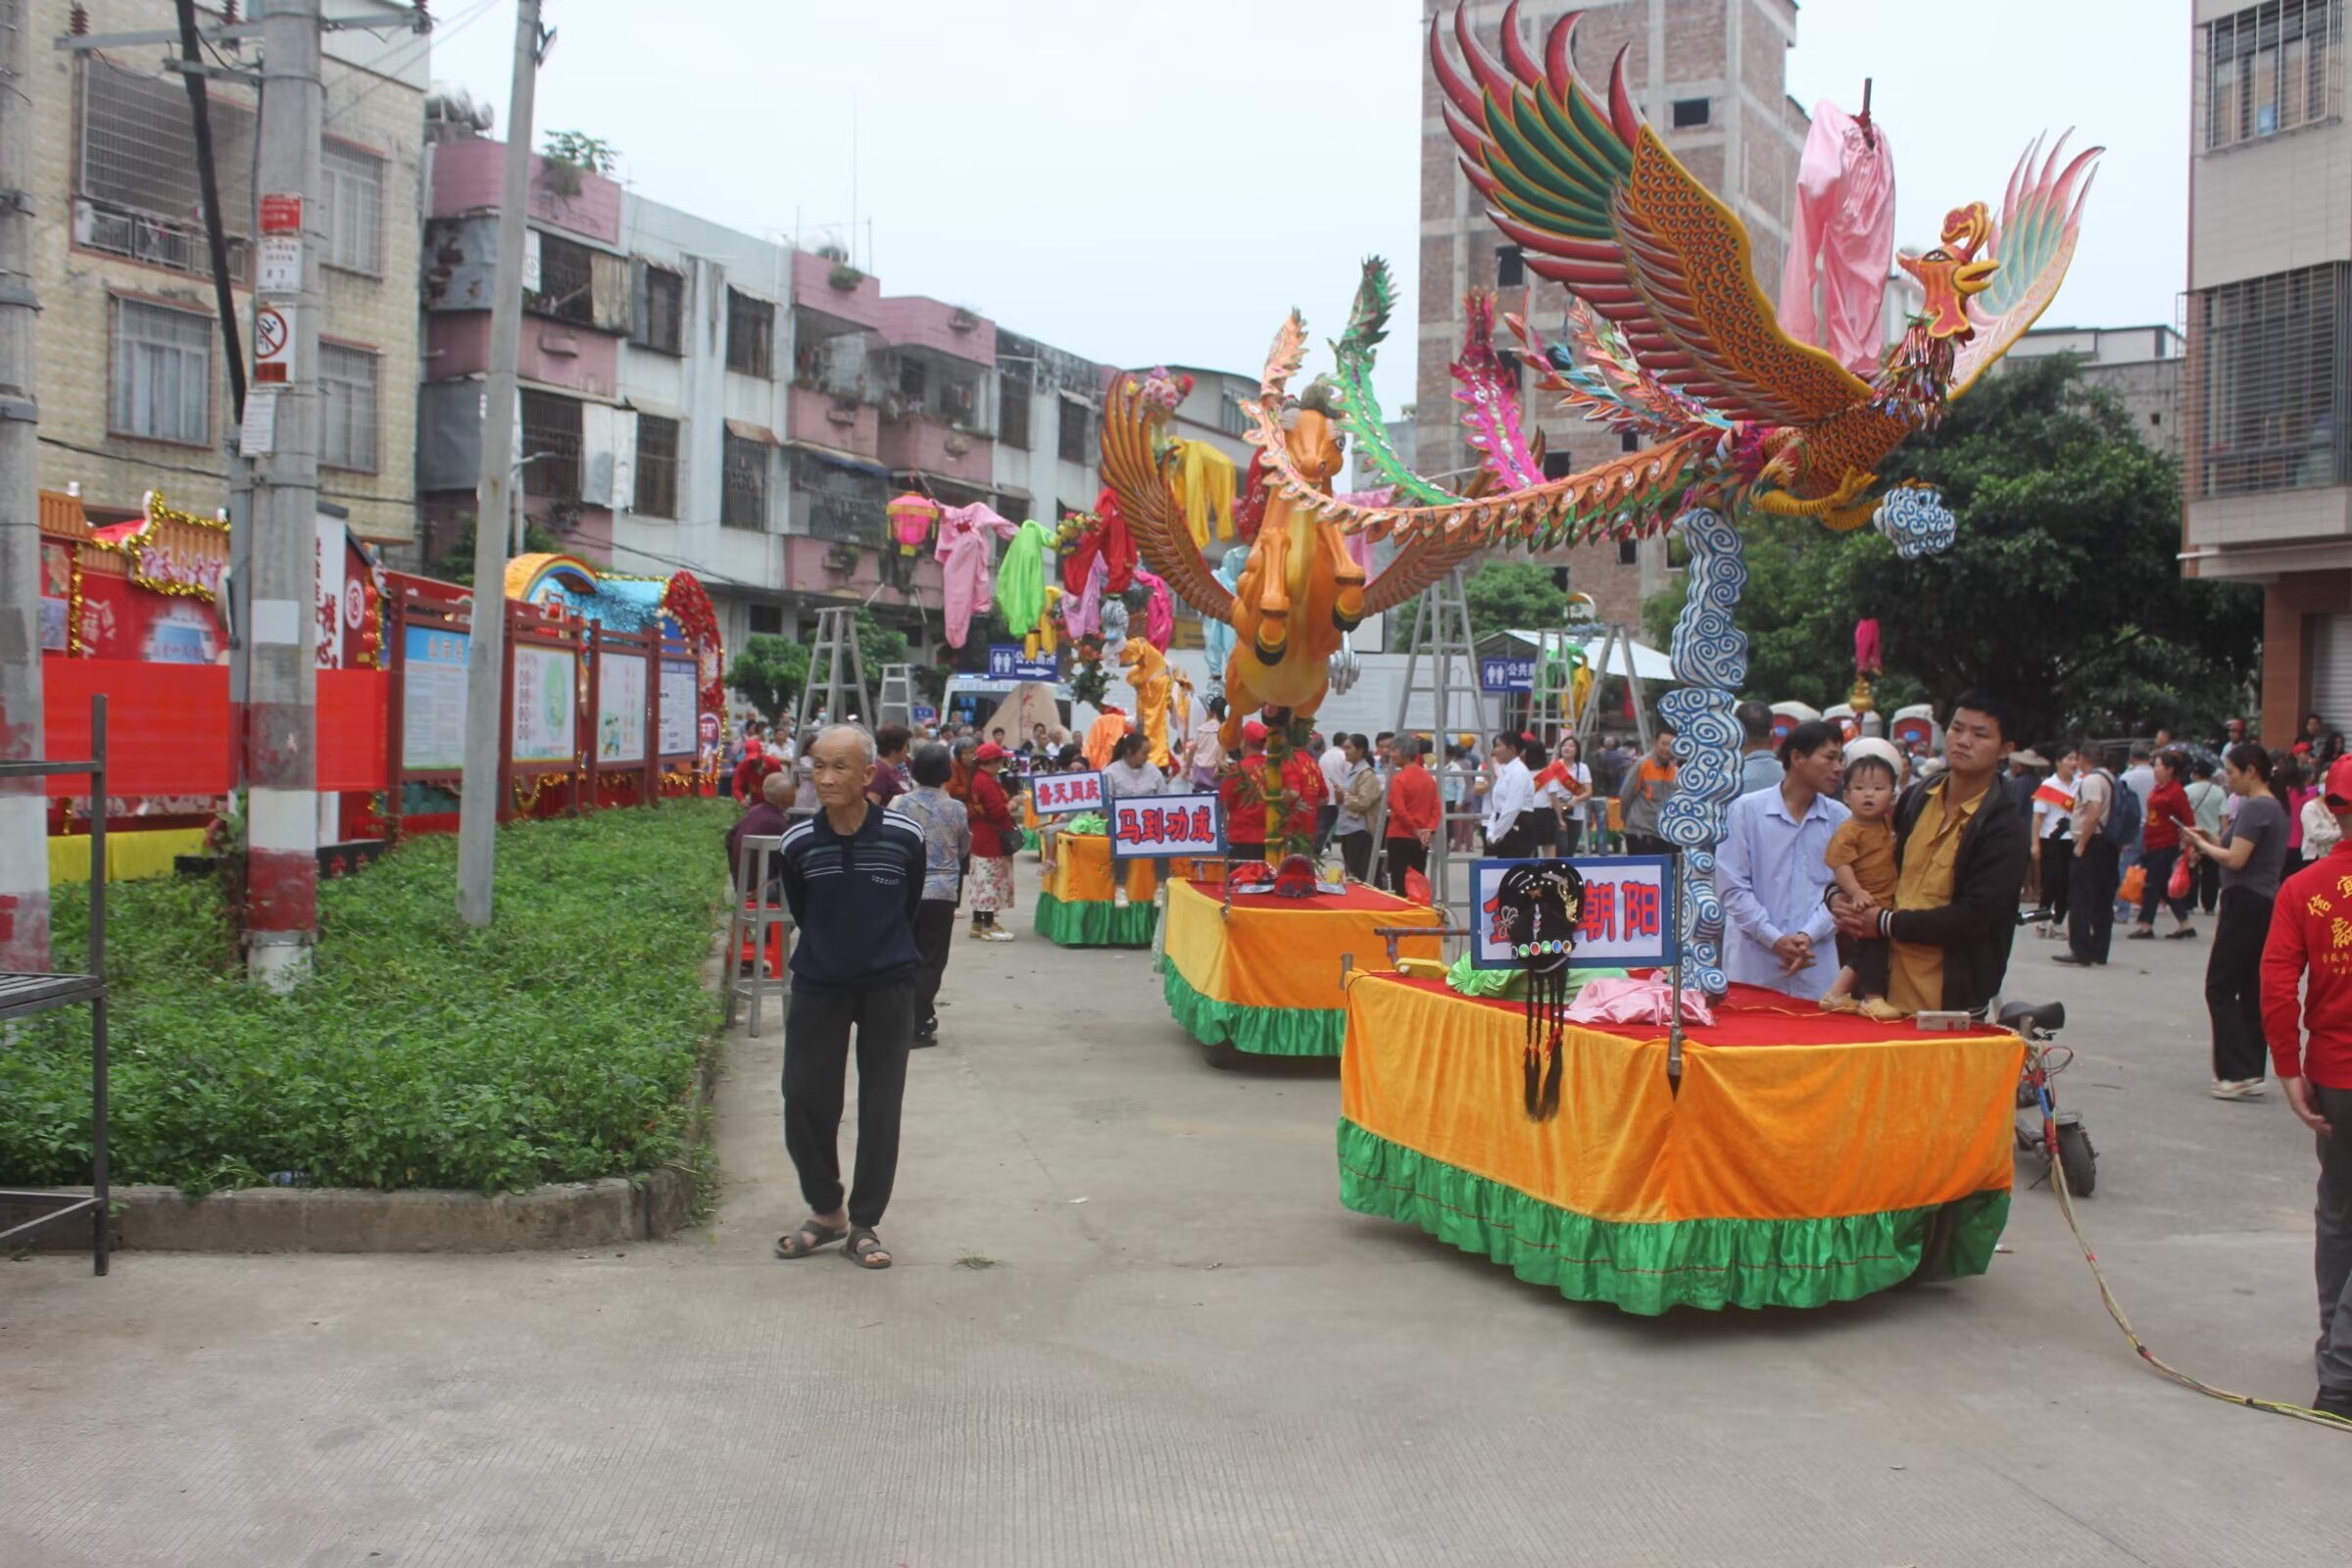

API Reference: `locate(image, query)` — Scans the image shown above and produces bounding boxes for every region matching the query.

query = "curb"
[2,1169,694,1254]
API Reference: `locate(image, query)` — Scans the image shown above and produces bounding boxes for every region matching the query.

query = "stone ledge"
[1,1166,695,1254]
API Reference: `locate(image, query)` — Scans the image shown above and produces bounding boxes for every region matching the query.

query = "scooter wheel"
[2055,1116,2097,1198]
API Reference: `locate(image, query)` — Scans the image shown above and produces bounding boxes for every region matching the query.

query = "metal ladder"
[1567,621,1655,754]
[1369,567,1494,938]
[876,662,914,729]
[803,607,873,740]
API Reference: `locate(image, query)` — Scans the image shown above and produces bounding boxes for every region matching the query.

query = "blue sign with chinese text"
[986,645,1058,681]
[1481,656,1535,693]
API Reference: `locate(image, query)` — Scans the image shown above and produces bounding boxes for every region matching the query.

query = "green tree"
[1640,357,2258,743]
[541,130,620,175]
[1461,561,1569,640]
[724,635,808,724]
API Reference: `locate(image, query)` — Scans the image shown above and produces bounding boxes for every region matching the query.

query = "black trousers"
[1623,831,1667,858]
[2206,887,2274,1083]
[2197,855,2221,914]
[1226,840,1265,865]
[2068,837,2120,963]
[1384,835,1427,895]
[1339,829,1374,883]
[1313,804,1340,855]
[1560,817,1584,856]
[1487,816,1534,859]
[2138,844,2191,924]
[782,980,914,1228]
[2036,828,2073,922]
[912,901,956,1026]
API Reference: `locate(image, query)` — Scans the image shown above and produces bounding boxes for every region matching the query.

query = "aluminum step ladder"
[802,607,873,739]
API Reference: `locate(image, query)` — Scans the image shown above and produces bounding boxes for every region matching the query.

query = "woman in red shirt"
[2131,748,2198,941]
[966,743,1017,942]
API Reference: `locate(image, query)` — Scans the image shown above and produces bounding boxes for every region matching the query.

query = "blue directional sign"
[1481,656,1535,693]
[986,644,1058,681]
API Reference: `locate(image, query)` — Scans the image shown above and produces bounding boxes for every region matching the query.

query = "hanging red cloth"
[1060,487,1139,598]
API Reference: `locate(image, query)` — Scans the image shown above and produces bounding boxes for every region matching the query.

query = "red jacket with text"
[2261,841,2352,1090]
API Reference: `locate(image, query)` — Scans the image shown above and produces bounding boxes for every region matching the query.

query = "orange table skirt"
[1042,832,1209,905]
[1164,878,1444,1015]
[1338,973,2023,1312]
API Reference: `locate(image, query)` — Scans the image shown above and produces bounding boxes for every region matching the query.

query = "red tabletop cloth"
[1197,880,1430,915]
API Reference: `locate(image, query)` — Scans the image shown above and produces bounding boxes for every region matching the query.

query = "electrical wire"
[323,0,496,132]
[2028,1040,2352,1434]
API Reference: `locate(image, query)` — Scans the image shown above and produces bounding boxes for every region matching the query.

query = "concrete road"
[3,872,2344,1567]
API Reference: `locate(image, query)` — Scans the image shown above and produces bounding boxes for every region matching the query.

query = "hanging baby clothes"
[1065,553,1105,640]
[1123,641,1174,768]
[1854,617,1884,674]
[935,502,1018,648]
[1169,440,1239,552]
[995,517,1051,645]
[1084,708,1129,770]
[1777,99,1896,376]
[1202,543,1250,689]
[1133,564,1175,653]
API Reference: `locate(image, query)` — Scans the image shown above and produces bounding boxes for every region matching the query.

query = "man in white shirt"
[1716,722,1849,999]
[1735,701,1784,797]
[1316,734,1349,854]
[1482,733,1538,858]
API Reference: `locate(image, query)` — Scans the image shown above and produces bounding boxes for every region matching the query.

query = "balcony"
[878,295,996,365]
[791,250,886,332]
[787,383,880,461]
[878,413,993,486]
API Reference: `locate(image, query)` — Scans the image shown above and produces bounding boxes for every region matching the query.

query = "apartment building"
[1417,0,1806,629]
[2005,324,2185,463]
[32,0,428,544]
[2185,0,2352,737]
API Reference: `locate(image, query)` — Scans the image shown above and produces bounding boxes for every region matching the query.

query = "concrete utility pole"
[242,0,325,989]
[0,0,48,973]
[456,0,546,927]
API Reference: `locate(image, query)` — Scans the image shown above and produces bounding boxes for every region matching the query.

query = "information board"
[512,646,577,766]
[1030,770,1103,817]
[401,624,468,772]
[1481,655,1535,693]
[986,644,1058,681]
[658,661,697,758]
[1108,790,1224,859]
[1469,855,1677,971]
[598,652,647,764]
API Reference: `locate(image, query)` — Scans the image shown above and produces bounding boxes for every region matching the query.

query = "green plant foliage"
[1640,357,2259,742]
[541,130,620,175]
[0,805,731,1196]
[1400,561,1569,650]
[725,635,809,724]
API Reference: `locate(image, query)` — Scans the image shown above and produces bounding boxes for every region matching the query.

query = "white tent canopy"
[1492,629,1677,684]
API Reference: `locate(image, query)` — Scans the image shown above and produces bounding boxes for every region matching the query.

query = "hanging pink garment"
[1854,617,1883,674]
[935,502,1018,648]
[1134,565,1175,652]
[1334,489,1395,574]
[1778,100,1896,376]
[1064,554,1105,639]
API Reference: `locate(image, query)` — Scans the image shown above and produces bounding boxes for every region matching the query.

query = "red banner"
[42,658,390,798]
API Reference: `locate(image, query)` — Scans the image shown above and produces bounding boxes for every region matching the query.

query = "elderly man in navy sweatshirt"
[770,725,928,1271]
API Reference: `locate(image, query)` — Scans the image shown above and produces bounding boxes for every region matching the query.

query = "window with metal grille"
[999,371,1032,448]
[937,371,978,428]
[1058,397,1090,463]
[318,342,379,471]
[1617,538,1639,566]
[2192,264,2347,496]
[110,297,212,445]
[722,432,769,528]
[2207,0,2342,147]
[1496,244,1525,287]
[898,356,927,401]
[322,142,383,275]
[641,266,685,356]
[532,234,595,326]
[1543,449,1575,480]
[726,290,774,378]
[77,56,256,231]
[520,390,584,498]
[1220,390,1248,435]
[634,415,680,516]
[748,604,784,636]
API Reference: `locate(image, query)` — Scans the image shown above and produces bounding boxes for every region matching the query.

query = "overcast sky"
[428,0,2187,413]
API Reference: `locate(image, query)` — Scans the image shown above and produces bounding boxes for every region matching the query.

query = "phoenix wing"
[1433,1,1872,428]
[1101,374,1234,623]
[1948,134,2102,398]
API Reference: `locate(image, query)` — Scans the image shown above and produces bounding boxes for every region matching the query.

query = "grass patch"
[0,802,731,1196]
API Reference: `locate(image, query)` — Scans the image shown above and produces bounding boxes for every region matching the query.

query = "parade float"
[1103,1,2096,1310]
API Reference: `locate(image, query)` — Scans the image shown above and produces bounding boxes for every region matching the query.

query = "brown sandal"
[845,1226,893,1269]
[774,1218,848,1259]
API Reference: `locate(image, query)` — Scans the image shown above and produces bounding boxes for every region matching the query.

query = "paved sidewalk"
[2,875,2344,1566]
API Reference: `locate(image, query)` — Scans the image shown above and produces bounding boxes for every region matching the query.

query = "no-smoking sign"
[254,304,298,384]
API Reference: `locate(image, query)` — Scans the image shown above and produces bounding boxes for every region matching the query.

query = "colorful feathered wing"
[1433,1,1873,428]
[1948,132,2103,398]
[1101,374,1234,624]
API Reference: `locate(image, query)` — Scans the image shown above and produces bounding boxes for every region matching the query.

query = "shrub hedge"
[0,803,730,1195]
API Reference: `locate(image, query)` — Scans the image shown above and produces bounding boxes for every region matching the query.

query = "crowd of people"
[720,697,2352,1415]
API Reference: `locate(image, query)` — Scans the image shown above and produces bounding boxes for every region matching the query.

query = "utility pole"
[456,0,546,927]
[241,0,325,989]
[0,0,48,972]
